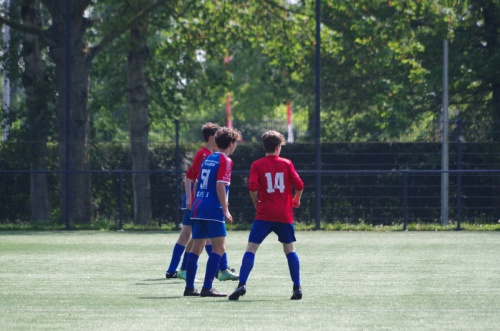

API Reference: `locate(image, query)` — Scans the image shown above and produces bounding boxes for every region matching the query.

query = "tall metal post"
[440,40,449,226]
[175,120,181,229]
[2,0,11,141]
[314,0,322,230]
[64,0,72,230]
[456,119,462,230]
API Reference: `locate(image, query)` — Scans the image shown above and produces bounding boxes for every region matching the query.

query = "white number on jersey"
[265,172,285,193]
[200,169,211,189]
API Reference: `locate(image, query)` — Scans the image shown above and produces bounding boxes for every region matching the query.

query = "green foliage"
[3,0,500,145]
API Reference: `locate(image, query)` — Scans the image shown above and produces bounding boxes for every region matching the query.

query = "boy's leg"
[202,252,222,290]
[285,244,302,300]
[166,224,192,277]
[286,250,301,287]
[185,252,199,290]
[228,242,260,301]
[238,250,256,285]
[179,239,194,271]
[200,236,227,297]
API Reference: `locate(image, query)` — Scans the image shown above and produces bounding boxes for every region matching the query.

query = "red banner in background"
[226,94,233,129]
[287,101,294,143]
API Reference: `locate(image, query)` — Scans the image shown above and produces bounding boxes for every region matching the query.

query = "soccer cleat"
[176,269,186,280]
[200,288,227,297]
[217,268,239,281]
[228,285,246,301]
[215,267,236,279]
[290,287,302,300]
[166,271,178,279]
[183,287,200,296]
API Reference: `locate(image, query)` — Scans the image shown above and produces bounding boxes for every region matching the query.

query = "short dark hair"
[201,122,220,142]
[262,130,285,153]
[215,127,242,149]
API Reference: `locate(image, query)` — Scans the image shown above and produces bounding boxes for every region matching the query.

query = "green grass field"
[1,231,499,330]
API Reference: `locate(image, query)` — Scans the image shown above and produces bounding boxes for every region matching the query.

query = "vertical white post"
[2,0,11,142]
[441,40,449,226]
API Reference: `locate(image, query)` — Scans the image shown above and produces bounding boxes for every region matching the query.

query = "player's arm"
[249,191,260,210]
[292,189,303,208]
[217,182,232,223]
[184,177,194,210]
[290,163,304,208]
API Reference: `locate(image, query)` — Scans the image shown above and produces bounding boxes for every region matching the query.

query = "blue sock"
[203,252,222,290]
[205,244,213,255]
[180,252,189,271]
[238,251,255,285]
[167,243,185,274]
[186,253,199,289]
[286,252,301,287]
[219,252,229,271]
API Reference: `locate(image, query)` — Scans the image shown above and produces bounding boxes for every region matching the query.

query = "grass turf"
[0,231,499,330]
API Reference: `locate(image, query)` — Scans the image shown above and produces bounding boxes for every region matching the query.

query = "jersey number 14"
[265,172,285,193]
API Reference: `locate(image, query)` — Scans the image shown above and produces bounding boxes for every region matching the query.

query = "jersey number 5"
[265,172,285,193]
[200,169,211,189]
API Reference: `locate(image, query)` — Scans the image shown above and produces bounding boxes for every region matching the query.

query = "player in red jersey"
[228,130,304,301]
[165,123,238,281]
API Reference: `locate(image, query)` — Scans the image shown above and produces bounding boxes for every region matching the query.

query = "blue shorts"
[181,209,193,226]
[192,219,227,239]
[248,220,296,244]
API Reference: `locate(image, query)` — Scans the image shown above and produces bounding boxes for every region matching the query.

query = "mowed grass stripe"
[0,231,498,330]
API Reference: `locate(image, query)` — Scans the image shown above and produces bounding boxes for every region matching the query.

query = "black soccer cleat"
[166,271,178,279]
[183,287,200,296]
[200,288,227,297]
[228,285,246,301]
[291,287,302,300]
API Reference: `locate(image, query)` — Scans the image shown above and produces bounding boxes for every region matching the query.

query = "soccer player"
[165,123,238,281]
[183,127,243,297]
[228,130,304,301]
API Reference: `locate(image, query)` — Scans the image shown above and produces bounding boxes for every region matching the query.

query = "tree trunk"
[45,3,92,225]
[127,22,152,225]
[21,0,50,222]
[482,1,500,217]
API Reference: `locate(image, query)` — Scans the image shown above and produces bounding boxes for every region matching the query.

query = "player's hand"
[224,210,233,224]
[185,201,192,210]
[292,198,300,208]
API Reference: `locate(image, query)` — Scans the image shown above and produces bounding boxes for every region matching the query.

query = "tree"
[21,0,53,222]
[127,1,152,225]
[449,0,500,141]
[1,0,169,225]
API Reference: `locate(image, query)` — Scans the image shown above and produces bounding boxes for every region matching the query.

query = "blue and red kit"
[191,152,233,222]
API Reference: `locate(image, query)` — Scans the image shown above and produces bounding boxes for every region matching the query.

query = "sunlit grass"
[0,231,499,330]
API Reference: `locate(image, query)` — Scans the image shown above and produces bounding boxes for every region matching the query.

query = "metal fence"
[1,168,499,229]
[1,119,499,228]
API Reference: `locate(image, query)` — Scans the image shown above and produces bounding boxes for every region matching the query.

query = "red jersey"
[248,155,304,224]
[183,146,212,206]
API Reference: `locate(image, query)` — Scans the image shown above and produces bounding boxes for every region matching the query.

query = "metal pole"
[440,40,449,227]
[64,0,72,230]
[2,0,10,142]
[456,119,462,230]
[314,0,321,230]
[403,171,408,231]
[119,172,124,231]
[175,120,181,229]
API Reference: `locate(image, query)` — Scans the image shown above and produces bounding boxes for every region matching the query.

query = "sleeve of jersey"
[186,151,203,181]
[248,163,259,192]
[290,162,304,190]
[217,155,232,184]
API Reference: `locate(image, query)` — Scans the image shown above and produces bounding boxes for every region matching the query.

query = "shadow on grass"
[136,278,185,286]
[141,278,168,282]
